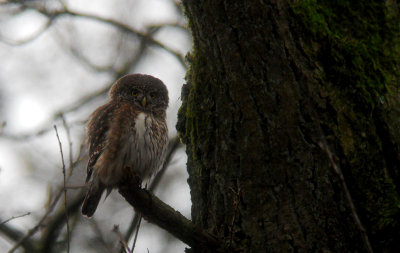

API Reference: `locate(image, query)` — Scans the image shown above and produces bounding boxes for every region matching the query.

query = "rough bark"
[178,1,400,252]
[118,184,221,251]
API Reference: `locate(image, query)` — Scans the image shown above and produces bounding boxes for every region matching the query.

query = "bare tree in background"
[0,1,190,252]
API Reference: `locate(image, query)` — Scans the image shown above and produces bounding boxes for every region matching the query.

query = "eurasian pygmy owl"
[81,74,169,217]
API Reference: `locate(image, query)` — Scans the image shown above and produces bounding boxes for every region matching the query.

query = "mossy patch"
[293,0,399,104]
[293,0,400,242]
[323,84,400,240]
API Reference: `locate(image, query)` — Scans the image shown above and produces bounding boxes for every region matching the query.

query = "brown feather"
[82,74,168,217]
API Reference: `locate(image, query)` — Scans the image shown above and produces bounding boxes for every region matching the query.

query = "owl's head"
[110,74,169,114]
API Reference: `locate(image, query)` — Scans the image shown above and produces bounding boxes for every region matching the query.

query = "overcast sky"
[0,0,191,252]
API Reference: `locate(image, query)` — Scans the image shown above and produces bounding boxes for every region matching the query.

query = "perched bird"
[81,74,169,217]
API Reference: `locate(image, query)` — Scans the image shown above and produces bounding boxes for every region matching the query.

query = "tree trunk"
[177,1,400,252]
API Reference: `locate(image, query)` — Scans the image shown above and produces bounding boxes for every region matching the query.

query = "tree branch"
[40,192,86,253]
[118,185,224,252]
[1,2,186,68]
[7,142,86,253]
[53,125,70,253]
[0,222,37,252]
[0,212,31,225]
[0,18,52,46]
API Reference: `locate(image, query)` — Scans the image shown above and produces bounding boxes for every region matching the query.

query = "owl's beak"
[141,97,147,107]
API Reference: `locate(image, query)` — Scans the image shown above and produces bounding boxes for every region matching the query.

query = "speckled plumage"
[82,74,168,217]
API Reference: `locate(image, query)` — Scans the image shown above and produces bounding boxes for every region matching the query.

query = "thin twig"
[0,6,188,142]
[7,139,86,253]
[0,19,52,46]
[0,47,148,143]
[131,214,142,252]
[8,186,66,252]
[54,9,186,68]
[52,28,119,73]
[88,218,115,253]
[3,3,186,68]
[0,119,85,141]
[113,225,132,253]
[53,125,70,253]
[40,191,86,253]
[318,138,373,253]
[9,174,74,253]
[0,222,36,252]
[147,22,187,32]
[61,115,74,177]
[0,212,31,225]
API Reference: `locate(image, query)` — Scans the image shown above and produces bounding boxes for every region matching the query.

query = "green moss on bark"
[293,0,399,104]
[177,49,215,161]
[179,0,400,251]
[292,0,400,239]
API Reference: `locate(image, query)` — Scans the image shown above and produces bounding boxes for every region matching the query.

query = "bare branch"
[0,212,31,225]
[51,28,120,73]
[118,185,224,252]
[113,225,132,253]
[40,192,86,253]
[0,33,154,142]
[8,195,59,252]
[7,141,86,253]
[53,125,70,253]
[0,119,85,141]
[50,9,187,68]
[61,115,74,176]
[147,22,188,33]
[88,218,115,253]
[0,2,188,142]
[0,19,52,46]
[0,222,36,252]
[0,3,191,253]
[1,3,187,68]
[130,214,141,253]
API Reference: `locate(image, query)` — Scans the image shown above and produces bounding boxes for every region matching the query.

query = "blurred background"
[0,0,191,252]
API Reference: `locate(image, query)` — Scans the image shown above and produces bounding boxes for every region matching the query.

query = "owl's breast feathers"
[87,101,168,187]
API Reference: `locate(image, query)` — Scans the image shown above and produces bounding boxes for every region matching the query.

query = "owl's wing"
[85,102,117,183]
[86,147,103,183]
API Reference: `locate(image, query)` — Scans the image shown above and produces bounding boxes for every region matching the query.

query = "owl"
[81,74,169,217]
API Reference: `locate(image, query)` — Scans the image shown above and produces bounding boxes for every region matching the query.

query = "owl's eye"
[132,91,138,97]
[149,92,156,98]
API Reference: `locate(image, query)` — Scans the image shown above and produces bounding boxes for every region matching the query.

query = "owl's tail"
[82,177,105,217]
